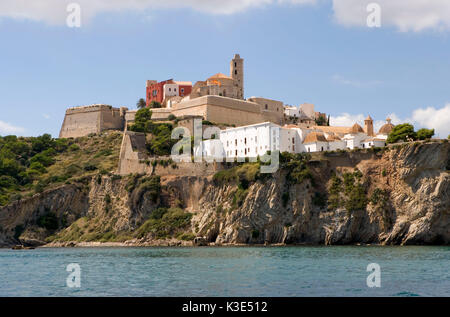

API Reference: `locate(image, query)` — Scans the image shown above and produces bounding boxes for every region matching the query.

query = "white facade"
[284,106,300,118]
[220,122,280,158]
[163,83,179,100]
[194,139,225,161]
[362,139,386,149]
[343,133,368,150]
[304,141,329,153]
[328,140,347,151]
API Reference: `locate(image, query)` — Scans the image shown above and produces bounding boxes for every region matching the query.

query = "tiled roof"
[304,132,327,144]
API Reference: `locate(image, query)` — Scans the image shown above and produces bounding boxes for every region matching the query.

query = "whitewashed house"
[303,132,329,152]
[362,138,386,149]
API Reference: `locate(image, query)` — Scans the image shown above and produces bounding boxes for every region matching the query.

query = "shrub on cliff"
[135,207,192,239]
[387,123,417,144]
[129,108,153,132]
[417,128,435,140]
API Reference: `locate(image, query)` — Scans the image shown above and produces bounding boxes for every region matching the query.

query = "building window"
[181,88,184,93]
[265,104,268,110]
[235,139,237,146]
[244,138,247,144]
[235,70,237,75]
[255,136,257,143]
[235,62,237,67]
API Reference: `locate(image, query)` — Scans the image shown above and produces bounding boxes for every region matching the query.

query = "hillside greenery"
[0,131,122,206]
[387,124,435,144]
[128,108,178,156]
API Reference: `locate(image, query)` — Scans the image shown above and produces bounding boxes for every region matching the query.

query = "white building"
[303,132,329,152]
[284,105,300,118]
[362,138,386,149]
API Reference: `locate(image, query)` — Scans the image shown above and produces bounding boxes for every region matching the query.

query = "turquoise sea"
[0,246,448,297]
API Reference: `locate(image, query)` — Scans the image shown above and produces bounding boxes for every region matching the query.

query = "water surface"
[0,246,448,296]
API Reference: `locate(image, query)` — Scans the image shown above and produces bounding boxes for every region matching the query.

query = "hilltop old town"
[59,54,396,168]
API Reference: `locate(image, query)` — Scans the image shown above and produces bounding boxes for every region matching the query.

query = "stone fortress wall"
[59,104,128,138]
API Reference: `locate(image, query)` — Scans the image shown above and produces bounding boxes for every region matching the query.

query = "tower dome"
[378,118,395,135]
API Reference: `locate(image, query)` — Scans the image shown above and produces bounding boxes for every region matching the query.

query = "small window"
[169,88,171,92]
[265,104,268,110]
[235,70,237,75]
[181,88,184,93]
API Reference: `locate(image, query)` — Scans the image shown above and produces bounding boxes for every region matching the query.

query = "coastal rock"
[0,141,449,247]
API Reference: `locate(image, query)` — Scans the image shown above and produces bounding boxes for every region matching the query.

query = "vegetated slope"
[0,139,449,247]
[0,131,122,207]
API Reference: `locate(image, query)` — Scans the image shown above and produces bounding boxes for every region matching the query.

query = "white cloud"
[0,120,25,135]
[330,104,450,138]
[330,112,365,127]
[332,0,450,32]
[410,104,450,137]
[0,0,316,25]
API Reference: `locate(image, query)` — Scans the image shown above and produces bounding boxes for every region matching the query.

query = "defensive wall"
[59,104,127,138]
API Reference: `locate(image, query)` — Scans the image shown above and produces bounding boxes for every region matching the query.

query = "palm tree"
[136,98,146,109]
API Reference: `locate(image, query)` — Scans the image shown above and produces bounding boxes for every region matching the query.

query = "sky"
[1,0,450,138]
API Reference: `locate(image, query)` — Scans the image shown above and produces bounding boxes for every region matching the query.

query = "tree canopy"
[136,98,146,109]
[386,123,417,144]
[416,128,434,140]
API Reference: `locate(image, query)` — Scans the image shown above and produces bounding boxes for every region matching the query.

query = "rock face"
[0,141,449,247]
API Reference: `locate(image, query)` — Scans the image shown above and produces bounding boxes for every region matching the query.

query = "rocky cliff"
[0,141,449,247]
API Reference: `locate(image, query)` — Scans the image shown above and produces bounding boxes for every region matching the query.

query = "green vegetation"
[0,132,122,206]
[129,175,161,203]
[315,115,327,126]
[213,162,261,186]
[136,98,146,109]
[369,188,389,209]
[326,169,368,212]
[135,207,193,239]
[149,101,162,108]
[280,152,313,185]
[416,128,434,140]
[128,108,178,156]
[387,123,416,144]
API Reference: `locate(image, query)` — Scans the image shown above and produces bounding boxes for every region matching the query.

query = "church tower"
[230,54,244,99]
[364,115,374,136]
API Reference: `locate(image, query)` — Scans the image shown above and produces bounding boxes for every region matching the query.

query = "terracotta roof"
[303,132,327,144]
[208,73,232,80]
[175,81,192,86]
[326,134,342,141]
[350,123,364,134]
[311,126,352,134]
[378,122,395,135]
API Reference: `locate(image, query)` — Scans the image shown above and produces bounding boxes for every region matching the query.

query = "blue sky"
[1,0,450,138]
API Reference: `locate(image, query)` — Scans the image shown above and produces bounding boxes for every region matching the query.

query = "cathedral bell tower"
[230,54,244,99]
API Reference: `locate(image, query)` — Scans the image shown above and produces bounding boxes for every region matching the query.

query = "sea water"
[0,246,448,296]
